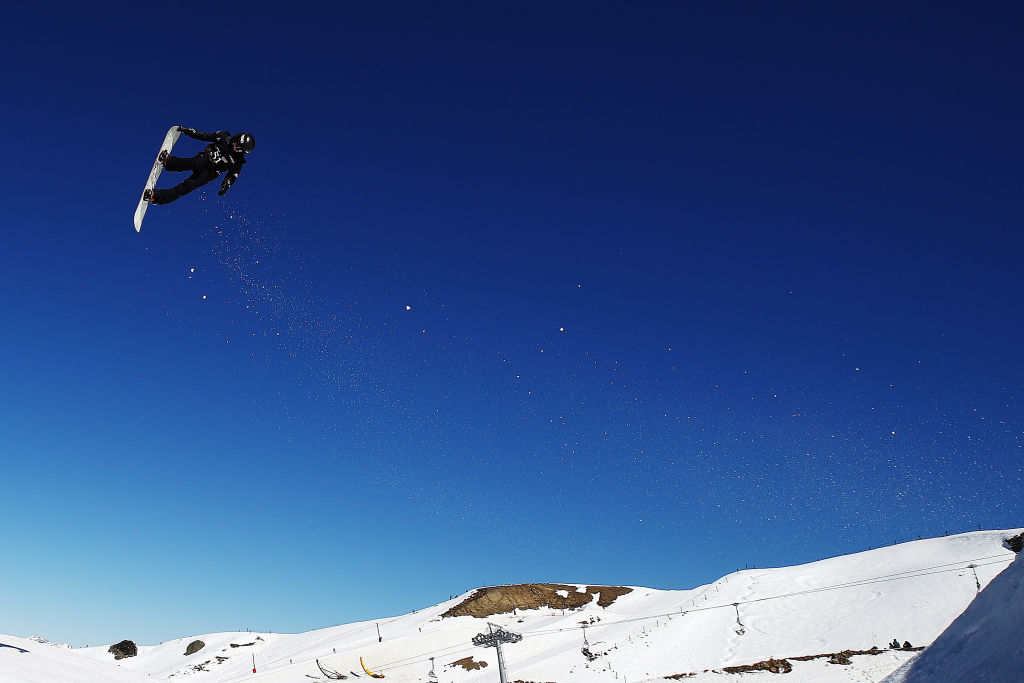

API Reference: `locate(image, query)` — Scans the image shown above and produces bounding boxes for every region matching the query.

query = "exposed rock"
[723,657,793,674]
[185,640,205,656]
[108,640,137,660]
[1005,531,1024,553]
[442,584,632,618]
[28,636,70,649]
[191,655,230,673]
[668,647,926,677]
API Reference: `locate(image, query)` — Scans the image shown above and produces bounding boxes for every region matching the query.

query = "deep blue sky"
[1,2,1021,647]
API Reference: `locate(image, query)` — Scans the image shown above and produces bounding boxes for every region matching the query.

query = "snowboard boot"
[143,188,155,203]
[158,150,169,166]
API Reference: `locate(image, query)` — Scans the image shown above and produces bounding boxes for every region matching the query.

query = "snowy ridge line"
[732,557,1010,608]
[363,553,1012,675]
[520,555,1013,635]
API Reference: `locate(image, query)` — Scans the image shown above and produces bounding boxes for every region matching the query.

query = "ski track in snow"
[722,571,757,665]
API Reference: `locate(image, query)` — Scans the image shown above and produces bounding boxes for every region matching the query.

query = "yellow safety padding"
[361,656,385,678]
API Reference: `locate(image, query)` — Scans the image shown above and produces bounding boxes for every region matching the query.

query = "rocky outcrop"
[442,584,632,618]
[108,640,137,660]
[723,658,793,674]
[185,640,205,656]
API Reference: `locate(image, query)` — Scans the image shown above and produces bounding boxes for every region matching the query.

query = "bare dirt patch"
[442,584,632,618]
[451,656,488,670]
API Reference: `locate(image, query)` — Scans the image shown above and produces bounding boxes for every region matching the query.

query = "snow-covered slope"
[0,633,148,683]
[2,529,1019,683]
[882,550,1024,682]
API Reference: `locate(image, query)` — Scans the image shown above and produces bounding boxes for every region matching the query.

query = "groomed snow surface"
[2,529,1020,683]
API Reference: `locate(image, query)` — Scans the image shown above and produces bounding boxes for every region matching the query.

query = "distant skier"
[145,127,254,205]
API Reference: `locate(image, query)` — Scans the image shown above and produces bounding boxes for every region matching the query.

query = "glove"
[178,126,197,136]
[219,172,236,196]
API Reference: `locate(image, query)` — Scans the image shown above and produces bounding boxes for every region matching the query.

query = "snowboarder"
[145,127,254,205]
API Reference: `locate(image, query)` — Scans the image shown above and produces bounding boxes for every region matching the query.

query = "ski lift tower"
[472,623,522,683]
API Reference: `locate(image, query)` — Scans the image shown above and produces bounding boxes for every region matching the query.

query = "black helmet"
[231,132,255,153]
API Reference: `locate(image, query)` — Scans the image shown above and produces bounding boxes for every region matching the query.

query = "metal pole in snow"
[472,622,521,683]
[494,629,509,683]
[968,564,981,592]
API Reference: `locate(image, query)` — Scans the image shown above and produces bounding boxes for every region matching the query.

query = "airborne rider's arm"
[177,127,229,143]
[219,165,243,196]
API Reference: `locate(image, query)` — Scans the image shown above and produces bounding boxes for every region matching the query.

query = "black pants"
[152,154,219,204]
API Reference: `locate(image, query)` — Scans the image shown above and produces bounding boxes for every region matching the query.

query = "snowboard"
[133,126,181,232]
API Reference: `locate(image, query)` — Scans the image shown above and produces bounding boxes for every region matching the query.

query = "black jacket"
[181,128,246,194]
